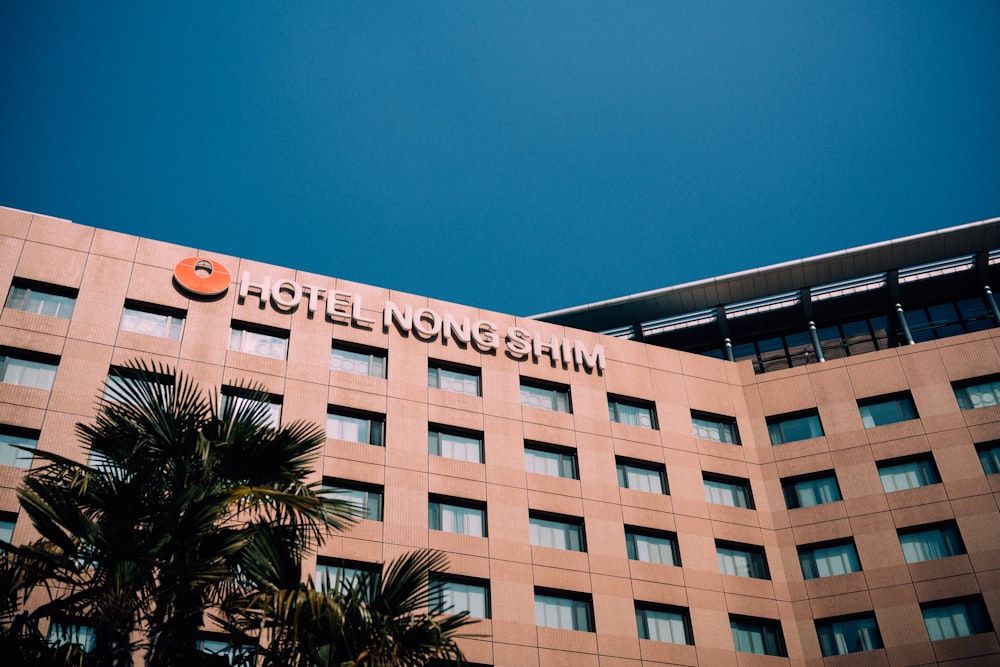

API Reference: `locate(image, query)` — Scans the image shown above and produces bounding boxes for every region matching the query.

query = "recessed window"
[529,513,585,551]
[326,408,384,446]
[315,559,380,595]
[196,636,256,665]
[782,472,842,509]
[428,427,483,464]
[0,351,57,390]
[692,412,740,445]
[524,443,578,479]
[859,394,917,428]
[899,523,965,563]
[767,411,824,444]
[5,281,76,320]
[320,480,383,521]
[0,425,38,469]
[520,380,571,413]
[816,614,883,656]
[221,387,281,428]
[799,540,861,579]
[534,591,593,631]
[717,542,769,579]
[922,597,993,641]
[430,576,490,618]
[635,604,693,645]
[616,459,668,494]
[625,528,680,566]
[0,513,15,543]
[330,343,386,378]
[608,397,657,429]
[103,367,172,405]
[977,441,1000,474]
[703,474,754,509]
[229,323,288,360]
[429,497,486,537]
[954,377,1000,410]
[47,623,96,653]
[877,455,940,493]
[428,363,480,397]
[730,615,786,656]
[120,303,184,339]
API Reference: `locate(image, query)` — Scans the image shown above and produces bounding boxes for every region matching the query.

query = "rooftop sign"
[174,258,605,372]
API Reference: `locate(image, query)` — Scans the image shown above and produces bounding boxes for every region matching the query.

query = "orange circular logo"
[173,257,231,296]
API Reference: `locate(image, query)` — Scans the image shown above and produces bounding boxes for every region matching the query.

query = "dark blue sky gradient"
[2,2,998,316]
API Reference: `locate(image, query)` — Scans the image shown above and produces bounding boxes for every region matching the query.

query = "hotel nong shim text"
[3,205,1000,666]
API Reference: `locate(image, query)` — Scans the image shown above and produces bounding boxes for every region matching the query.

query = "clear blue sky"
[2,2,998,316]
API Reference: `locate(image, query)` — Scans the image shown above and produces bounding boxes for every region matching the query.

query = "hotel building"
[2,204,1000,666]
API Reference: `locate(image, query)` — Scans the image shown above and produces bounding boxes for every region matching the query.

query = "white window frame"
[428,429,483,464]
[229,326,288,360]
[704,476,754,509]
[692,413,739,444]
[529,514,584,551]
[330,344,386,378]
[636,605,692,644]
[0,354,57,390]
[524,444,578,479]
[429,499,486,537]
[534,592,593,631]
[428,364,480,396]
[120,305,184,339]
[616,460,667,494]
[326,410,384,446]
[520,381,571,413]
[608,398,657,429]
[626,530,679,566]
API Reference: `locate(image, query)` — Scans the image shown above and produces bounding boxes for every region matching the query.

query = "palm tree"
[224,549,476,667]
[15,360,356,666]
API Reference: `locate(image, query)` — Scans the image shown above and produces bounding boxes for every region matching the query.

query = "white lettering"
[351,295,375,329]
[472,320,499,351]
[303,284,325,314]
[574,341,607,371]
[239,272,272,305]
[271,279,302,311]
[532,333,562,364]
[442,314,471,344]
[384,301,412,332]
[505,326,532,358]
[326,290,354,323]
[412,307,441,339]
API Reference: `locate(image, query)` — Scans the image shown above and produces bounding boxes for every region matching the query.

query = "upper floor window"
[221,387,281,428]
[954,377,1000,410]
[535,591,593,632]
[326,408,384,446]
[977,441,1000,474]
[428,363,480,397]
[520,380,571,413]
[524,443,578,479]
[430,576,490,618]
[320,480,383,521]
[692,412,740,445]
[877,455,940,493]
[608,397,657,429]
[635,604,693,645]
[195,637,256,666]
[47,622,96,653]
[816,614,883,656]
[616,459,668,494]
[0,425,38,468]
[730,616,786,656]
[799,540,861,579]
[922,597,993,641]
[899,523,965,563]
[859,394,918,428]
[428,427,483,464]
[0,513,15,543]
[703,474,754,509]
[782,472,842,509]
[315,559,380,596]
[330,343,386,378]
[229,324,288,360]
[429,497,486,537]
[0,352,57,390]
[120,303,184,339]
[5,281,76,319]
[717,542,769,579]
[626,528,680,566]
[103,367,172,406]
[767,411,824,444]
[529,513,585,552]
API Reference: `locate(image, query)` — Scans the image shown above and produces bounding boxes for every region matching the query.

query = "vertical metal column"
[723,337,735,362]
[895,303,915,345]
[808,321,825,362]
[985,286,1000,327]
